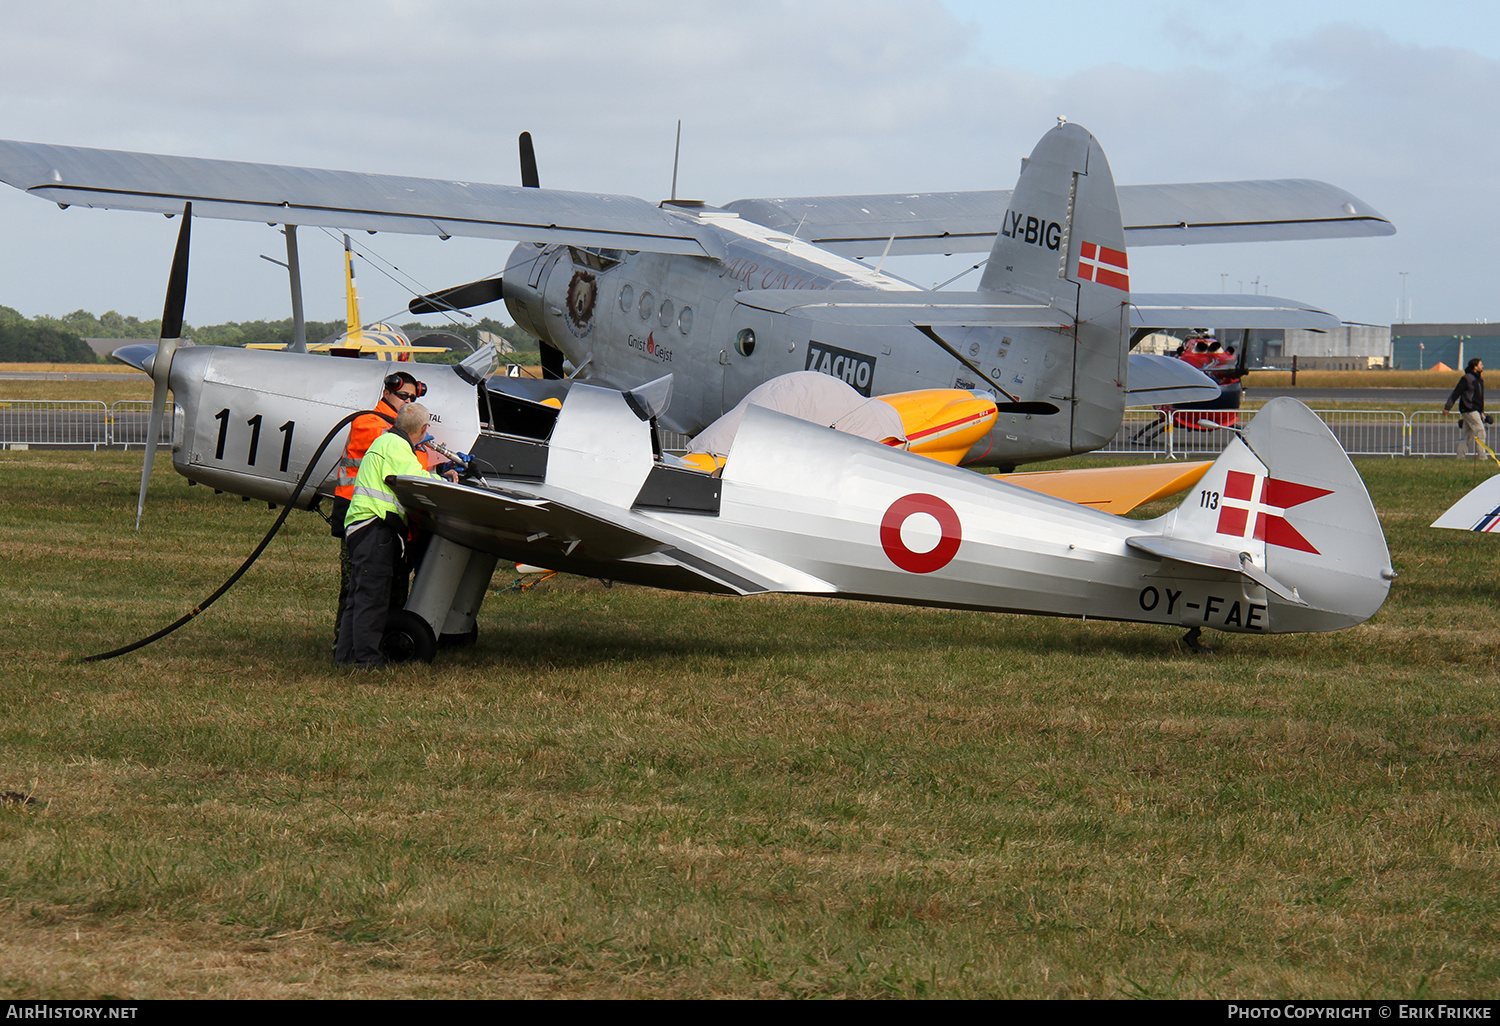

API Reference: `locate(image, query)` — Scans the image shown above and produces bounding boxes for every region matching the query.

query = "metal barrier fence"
[0,399,175,449]
[1101,407,1473,459]
[1305,409,1408,457]
[1409,410,1471,457]
[0,397,1487,459]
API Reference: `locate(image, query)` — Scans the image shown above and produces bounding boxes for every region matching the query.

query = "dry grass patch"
[0,452,1498,998]
[1244,369,1459,389]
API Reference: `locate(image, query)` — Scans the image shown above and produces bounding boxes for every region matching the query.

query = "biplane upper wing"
[0,139,1389,263]
[0,139,724,258]
[721,179,1394,257]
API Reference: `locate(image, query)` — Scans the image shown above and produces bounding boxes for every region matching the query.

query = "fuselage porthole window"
[679,306,694,335]
[659,299,674,329]
[638,291,655,320]
[619,283,634,313]
[735,328,756,358]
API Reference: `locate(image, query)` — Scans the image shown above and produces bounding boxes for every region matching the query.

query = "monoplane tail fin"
[1133,398,1392,631]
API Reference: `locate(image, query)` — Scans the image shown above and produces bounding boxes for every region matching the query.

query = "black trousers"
[335,521,399,666]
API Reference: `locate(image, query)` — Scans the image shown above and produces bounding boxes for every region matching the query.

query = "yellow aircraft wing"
[245,340,448,356]
[999,461,1212,514]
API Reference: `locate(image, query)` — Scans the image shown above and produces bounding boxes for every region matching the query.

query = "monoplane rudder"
[1135,397,1393,633]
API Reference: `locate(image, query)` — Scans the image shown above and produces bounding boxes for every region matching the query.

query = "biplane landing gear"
[440,624,480,649]
[392,536,499,663]
[1180,626,1211,654]
[382,609,438,664]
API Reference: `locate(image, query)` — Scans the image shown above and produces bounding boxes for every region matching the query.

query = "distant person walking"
[1444,358,1488,458]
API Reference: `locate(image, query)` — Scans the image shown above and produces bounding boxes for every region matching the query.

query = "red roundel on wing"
[880,493,962,573]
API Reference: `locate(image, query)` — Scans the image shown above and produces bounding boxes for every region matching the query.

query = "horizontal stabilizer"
[1130,294,1340,332]
[1126,353,1222,406]
[1126,534,1304,603]
[1431,474,1500,532]
[722,179,1393,257]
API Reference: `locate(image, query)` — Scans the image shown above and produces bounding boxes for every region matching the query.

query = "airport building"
[1388,324,1500,371]
[1150,323,1499,371]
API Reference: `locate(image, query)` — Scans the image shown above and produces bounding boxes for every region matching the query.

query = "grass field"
[2,448,1499,999]
[1243,369,1457,390]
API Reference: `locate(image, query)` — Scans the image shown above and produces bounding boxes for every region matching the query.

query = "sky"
[0,0,1490,330]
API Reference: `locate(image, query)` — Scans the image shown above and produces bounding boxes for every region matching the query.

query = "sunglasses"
[393,391,417,402]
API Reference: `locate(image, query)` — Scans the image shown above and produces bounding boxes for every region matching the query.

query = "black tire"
[439,624,479,649]
[382,609,437,664]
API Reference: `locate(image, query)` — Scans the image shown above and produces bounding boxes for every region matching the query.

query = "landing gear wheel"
[1181,626,1211,654]
[382,609,437,664]
[439,624,479,649]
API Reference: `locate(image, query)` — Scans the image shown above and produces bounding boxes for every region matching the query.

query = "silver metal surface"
[392,389,1392,638]
[0,122,1392,474]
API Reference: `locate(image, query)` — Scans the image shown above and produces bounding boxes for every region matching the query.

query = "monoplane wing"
[391,475,836,597]
[0,140,723,258]
[721,180,1393,257]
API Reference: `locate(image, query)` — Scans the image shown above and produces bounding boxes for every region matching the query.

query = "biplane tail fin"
[979,121,1127,311]
[1131,398,1393,632]
[978,120,1130,454]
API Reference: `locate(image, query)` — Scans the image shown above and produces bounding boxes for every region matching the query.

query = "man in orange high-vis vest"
[332,371,442,642]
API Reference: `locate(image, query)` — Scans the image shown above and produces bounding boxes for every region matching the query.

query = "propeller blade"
[160,204,192,338]
[407,276,504,315]
[136,203,191,530]
[519,131,539,188]
[136,374,169,530]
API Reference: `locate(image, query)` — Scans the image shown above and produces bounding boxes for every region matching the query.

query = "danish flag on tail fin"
[1151,398,1393,633]
[1077,241,1129,291]
[1215,470,1332,554]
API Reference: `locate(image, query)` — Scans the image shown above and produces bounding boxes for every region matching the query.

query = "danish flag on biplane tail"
[1077,240,1129,291]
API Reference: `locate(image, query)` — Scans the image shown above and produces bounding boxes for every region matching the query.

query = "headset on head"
[384,372,427,399]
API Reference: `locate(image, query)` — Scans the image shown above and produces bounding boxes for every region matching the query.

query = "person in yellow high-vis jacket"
[335,403,454,668]
[331,372,446,643]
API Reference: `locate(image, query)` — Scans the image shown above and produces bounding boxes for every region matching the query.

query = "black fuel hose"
[80,410,370,662]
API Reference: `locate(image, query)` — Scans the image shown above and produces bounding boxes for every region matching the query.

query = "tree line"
[0,306,540,364]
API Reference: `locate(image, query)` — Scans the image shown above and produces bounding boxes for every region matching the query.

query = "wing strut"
[914,324,1059,414]
[284,224,307,353]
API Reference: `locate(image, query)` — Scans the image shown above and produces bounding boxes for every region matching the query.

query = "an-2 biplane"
[0,119,1390,472]
[0,121,1396,656]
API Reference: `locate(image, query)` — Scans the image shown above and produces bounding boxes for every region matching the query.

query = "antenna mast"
[670,120,681,202]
